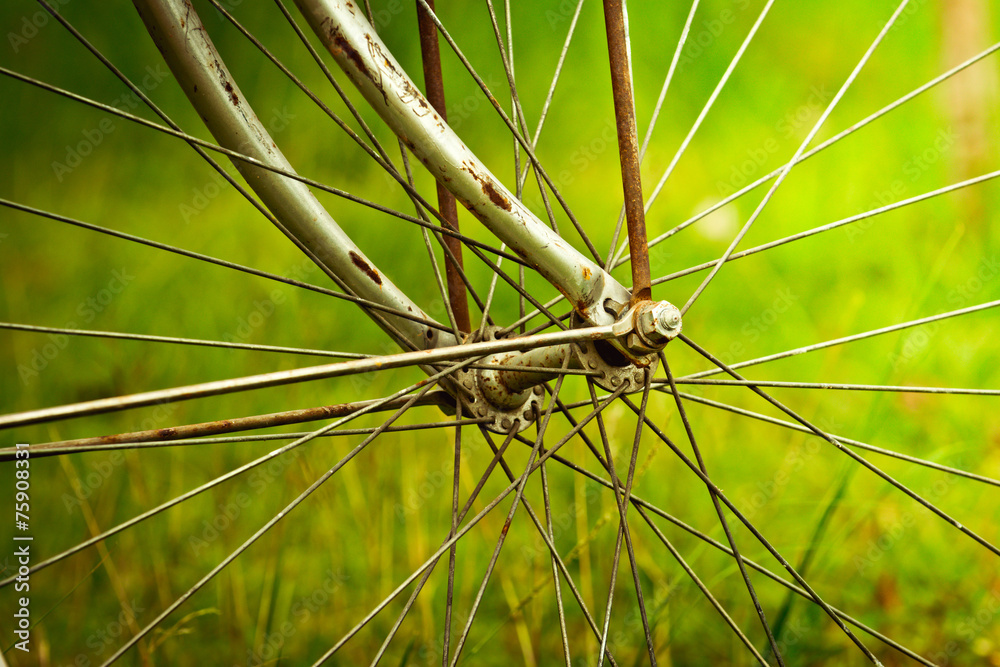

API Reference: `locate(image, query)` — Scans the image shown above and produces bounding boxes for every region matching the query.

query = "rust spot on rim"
[330,25,369,80]
[223,80,238,106]
[349,251,382,286]
[463,163,511,211]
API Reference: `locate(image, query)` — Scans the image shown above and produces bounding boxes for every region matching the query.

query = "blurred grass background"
[1,0,999,664]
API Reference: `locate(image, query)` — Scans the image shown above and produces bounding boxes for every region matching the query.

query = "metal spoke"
[605,0,701,266]
[615,392,881,663]
[485,0,561,234]
[393,135,464,339]
[609,0,776,269]
[668,378,1000,395]
[539,440,572,667]
[447,355,571,666]
[500,151,998,329]
[662,357,784,664]
[631,42,1000,262]
[464,246,570,332]
[413,0,605,265]
[543,447,931,664]
[682,298,1000,380]
[473,0,599,343]
[654,168,1000,285]
[368,424,520,667]
[474,424,622,667]
[0,420,493,461]
[634,508,770,666]
[443,399,463,665]
[507,0,521,201]
[98,357,452,666]
[590,372,656,666]
[419,199,464,341]
[5,395,448,458]
[1,203,454,338]
[34,0,307,275]
[442,400,462,663]
[221,0,482,338]
[603,0,652,303]
[515,0,587,195]
[681,0,912,316]
[312,385,628,664]
[477,249,510,341]
[272,0,397,171]
[0,324,616,430]
[372,412,624,667]
[0,68,523,267]
[550,390,769,665]
[416,0,472,333]
[665,391,1000,488]
[680,334,1000,558]
[280,0,493,323]
[0,363,468,589]
[52,0,515,344]
[210,0,404,189]
[0,322,366,359]
[500,295,566,336]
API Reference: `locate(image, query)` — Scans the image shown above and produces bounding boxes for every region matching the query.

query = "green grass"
[1,0,999,665]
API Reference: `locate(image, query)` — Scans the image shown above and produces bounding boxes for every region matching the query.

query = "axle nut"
[634,301,682,348]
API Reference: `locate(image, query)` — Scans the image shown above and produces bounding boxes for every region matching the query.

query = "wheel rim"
[1,1,999,664]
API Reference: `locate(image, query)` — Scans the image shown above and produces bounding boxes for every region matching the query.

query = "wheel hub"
[449,301,682,433]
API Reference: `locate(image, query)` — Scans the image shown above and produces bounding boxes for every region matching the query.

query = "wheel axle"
[465,301,681,432]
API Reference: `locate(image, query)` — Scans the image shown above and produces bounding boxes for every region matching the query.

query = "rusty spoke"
[417,0,472,334]
[602,0,651,304]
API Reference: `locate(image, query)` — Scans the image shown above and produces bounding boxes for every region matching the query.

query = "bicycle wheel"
[1,0,998,665]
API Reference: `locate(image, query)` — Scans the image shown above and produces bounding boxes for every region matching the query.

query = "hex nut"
[635,301,682,346]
